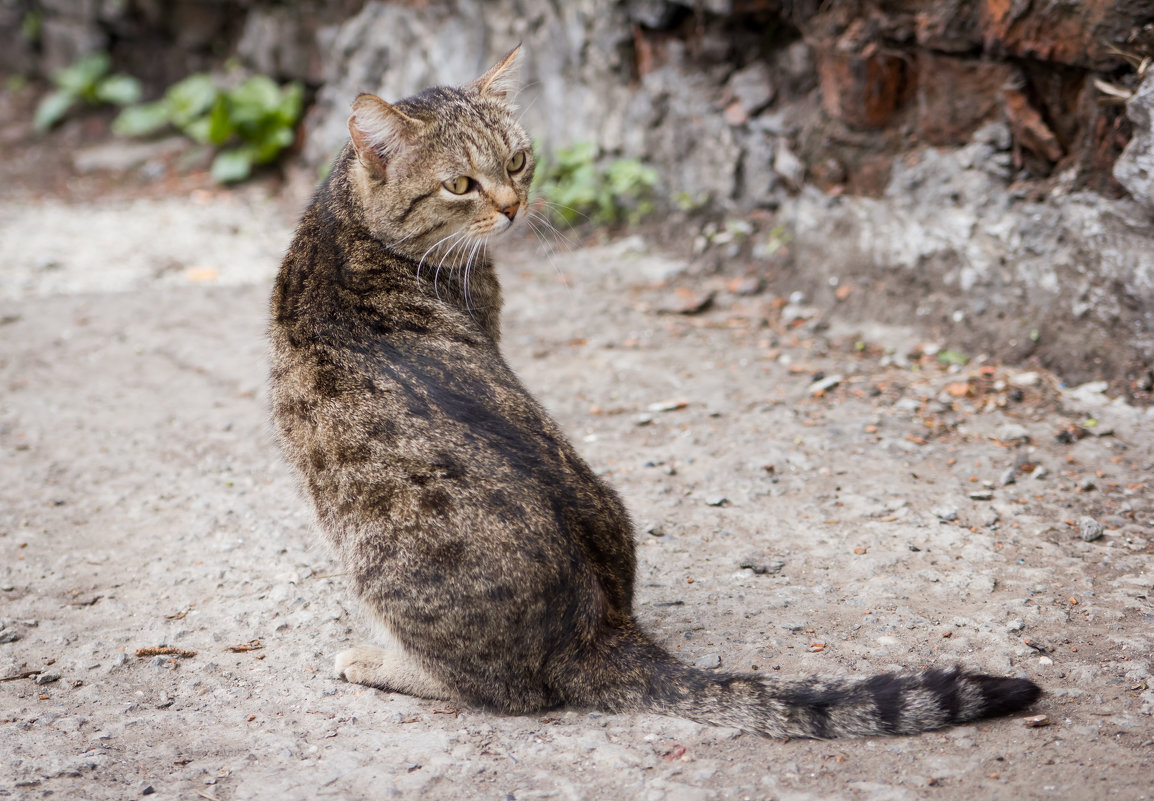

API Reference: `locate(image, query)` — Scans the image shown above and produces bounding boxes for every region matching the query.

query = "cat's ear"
[468,44,523,104]
[348,94,422,179]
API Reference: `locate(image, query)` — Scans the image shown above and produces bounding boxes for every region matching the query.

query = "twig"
[136,646,197,658]
[0,670,41,682]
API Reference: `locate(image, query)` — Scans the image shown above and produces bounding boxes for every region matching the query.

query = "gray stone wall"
[5,0,1152,394]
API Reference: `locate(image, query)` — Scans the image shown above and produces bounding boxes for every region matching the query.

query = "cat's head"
[345,46,534,265]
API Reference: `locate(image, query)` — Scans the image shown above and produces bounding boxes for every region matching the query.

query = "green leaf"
[164,73,218,128]
[227,75,282,133]
[183,116,213,145]
[211,147,254,183]
[33,90,75,132]
[206,98,235,146]
[251,124,294,164]
[936,349,969,367]
[275,82,304,125]
[94,74,142,106]
[111,101,170,137]
[55,52,110,98]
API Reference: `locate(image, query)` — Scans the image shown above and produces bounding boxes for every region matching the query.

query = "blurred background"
[1,0,1152,399]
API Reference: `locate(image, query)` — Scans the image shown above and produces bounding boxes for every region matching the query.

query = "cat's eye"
[444,176,474,195]
[506,150,527,174]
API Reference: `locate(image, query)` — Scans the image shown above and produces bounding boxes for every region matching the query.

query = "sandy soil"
[1,188,1152,801]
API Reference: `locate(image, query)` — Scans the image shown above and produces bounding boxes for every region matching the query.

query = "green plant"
[34,52,142,132]
[114,73,303,184]
[535,143,658,226]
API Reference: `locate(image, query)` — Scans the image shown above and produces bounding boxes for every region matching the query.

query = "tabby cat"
[268,46,1041,738]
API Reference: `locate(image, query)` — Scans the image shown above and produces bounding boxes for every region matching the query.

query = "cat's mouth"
[483,215,516,238]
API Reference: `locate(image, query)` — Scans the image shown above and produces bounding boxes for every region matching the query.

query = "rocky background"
[2,0,1152,397]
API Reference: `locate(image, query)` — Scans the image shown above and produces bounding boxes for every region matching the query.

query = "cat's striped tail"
[565,625,1041,738]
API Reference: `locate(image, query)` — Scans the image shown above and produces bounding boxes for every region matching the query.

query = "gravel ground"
[1,192,1152,800]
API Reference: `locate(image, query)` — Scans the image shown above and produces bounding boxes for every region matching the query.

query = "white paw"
[334,645,387,685]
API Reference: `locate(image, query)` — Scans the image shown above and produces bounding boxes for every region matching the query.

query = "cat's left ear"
[468,44,523,104]
[348,94,423,180]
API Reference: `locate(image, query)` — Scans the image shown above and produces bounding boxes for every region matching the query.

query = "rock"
[694,653,721,669]
[1007,618,1025,633]
[809,375,842,395]
[1079,517,1104,542]
[999,466,1018,486]
[34,672,61,685]
[932,505,959,522]
[1010,371,1042,388]
[724,62,775,117]
[775,141,803,191]
[1115,73,1154,214]
[739,556,785,575]
[72,138,186,174]
[0,628,19,643]
[644,522,666,537]
[969,490,994,501]
[704,496,729,507]
[994,423,1029,444]
[149,656,175,671]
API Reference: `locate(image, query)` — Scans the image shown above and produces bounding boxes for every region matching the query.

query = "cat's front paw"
[334,644,389,687]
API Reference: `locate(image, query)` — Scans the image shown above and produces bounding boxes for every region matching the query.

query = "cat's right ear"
[348,94,421,180]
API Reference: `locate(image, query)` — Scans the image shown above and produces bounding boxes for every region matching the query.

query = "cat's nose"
[499,201,520,221]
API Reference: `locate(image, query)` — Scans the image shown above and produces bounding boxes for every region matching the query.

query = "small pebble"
[1007,618,1025,633]
[705,496,729,507]
[694,653,721,669]
[809,375,842,395]
[1023,714,1051,727]
[1078,477,1096,492]
[1032,465,1050,480]
[969,490,994,501]
[33,672,60,685]
[1079,517,1104,542]
[999,467,1018,486]
[1010,371,1041,388]
[994,423,1029,444]
[739,556,784,575]
[933,505,959,522]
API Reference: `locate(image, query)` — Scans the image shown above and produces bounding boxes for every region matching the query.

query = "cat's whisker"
[537,199,593,227]
[462,235,486,313]
[423,230,469,299]
[525,212,575,294]
[527,209,579,251]
[514,82,542,123]
[418,229,464,273]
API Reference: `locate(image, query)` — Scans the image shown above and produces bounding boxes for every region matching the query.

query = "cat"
[267,46,1041,738]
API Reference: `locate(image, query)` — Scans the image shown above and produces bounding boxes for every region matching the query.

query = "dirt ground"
[1,158,1153,800]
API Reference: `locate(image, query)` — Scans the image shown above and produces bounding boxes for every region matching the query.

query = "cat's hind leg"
[335,644,456,701]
